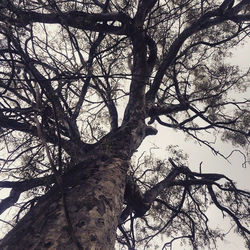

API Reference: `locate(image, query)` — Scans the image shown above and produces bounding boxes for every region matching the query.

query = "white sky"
[136,43,250,249]
[0,21,249,250]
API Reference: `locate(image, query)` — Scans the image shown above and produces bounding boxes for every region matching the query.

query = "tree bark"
[0,156,129,250]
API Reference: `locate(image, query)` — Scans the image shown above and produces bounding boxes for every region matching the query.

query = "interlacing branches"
[0,0,249,249]
[119,157,250,249]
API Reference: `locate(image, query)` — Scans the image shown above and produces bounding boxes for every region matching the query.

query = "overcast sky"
[0,22,249,250]
[137,42,250,250]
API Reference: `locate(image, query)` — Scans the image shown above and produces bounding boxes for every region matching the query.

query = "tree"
[0,0,249,249]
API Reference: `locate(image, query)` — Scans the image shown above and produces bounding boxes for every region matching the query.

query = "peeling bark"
[0,157,129,250]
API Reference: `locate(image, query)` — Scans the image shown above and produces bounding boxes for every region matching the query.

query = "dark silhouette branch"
[208,185,250,234]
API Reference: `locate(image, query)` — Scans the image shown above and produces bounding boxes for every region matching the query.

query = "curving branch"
[145,0,250,102]
[208,184,250,234]
[0,8,132,35]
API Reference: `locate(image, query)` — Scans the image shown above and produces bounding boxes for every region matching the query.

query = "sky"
[0,15,249,250]
[138,129,249,250]
[136,42,250,249]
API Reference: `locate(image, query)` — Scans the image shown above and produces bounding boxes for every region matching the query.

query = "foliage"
[0,0,249,249]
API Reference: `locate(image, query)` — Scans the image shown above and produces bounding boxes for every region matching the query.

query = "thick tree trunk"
[0,156,129,250]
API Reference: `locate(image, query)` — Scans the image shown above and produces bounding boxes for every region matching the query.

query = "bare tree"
[0,0,249,249]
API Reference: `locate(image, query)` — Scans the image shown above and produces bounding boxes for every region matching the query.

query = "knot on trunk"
[145,126,158,136]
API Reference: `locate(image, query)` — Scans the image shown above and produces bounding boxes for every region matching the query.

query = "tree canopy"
[0,0,249,249]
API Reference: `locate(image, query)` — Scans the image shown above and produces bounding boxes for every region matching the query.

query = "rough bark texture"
[0,156,129,250]
[0,105,149,249]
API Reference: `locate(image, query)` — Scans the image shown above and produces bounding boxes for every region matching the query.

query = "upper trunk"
[0,156,129,250]
[0,119,155,249]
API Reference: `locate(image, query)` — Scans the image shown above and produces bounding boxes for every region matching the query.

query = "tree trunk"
[0,156,129,250]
